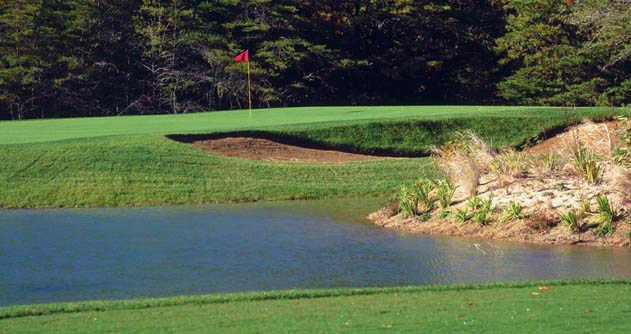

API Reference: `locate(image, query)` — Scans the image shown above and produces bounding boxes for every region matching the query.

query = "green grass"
[1,106,627,208]
[1,280,630,333]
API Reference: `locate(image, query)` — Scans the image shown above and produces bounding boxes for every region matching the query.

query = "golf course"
[0,106,624,208]
[2,106,631,332]
[2,280,630,333]
[2,0,631,331]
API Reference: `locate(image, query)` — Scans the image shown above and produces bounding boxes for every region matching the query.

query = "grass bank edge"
[2,278,630,320]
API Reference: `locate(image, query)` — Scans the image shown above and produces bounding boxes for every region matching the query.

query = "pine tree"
[0,0,43,119]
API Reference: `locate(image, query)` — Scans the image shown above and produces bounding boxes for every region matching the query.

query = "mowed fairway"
[0,106,626,208]
[1,280,630,333]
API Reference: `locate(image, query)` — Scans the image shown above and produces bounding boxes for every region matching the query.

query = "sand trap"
[190,137,389,163]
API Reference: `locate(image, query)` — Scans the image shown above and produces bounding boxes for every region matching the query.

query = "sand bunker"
[369,119,631,248]
[190,137,388,163]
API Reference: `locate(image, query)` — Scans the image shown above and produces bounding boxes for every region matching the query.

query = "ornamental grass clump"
[432,132,487,197]
[612,115,630,167]
[490,150,530,190]
[467,196,484,212]
[560,209,583,233]
[415,178,436,212]
[500,201,525,223]
[571,147,602,184]
[435,178,455,209]
[594,195,619,236]
[398,185,418,218]
[466,196,494,225]
[455,208,469,224]
[532,153,563,178]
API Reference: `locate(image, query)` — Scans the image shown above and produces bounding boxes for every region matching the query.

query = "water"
[1,199,630,306]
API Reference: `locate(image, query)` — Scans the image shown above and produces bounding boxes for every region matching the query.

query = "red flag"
[235,50,249,63]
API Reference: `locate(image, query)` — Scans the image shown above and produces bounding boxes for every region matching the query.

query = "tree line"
[0,0,629,120]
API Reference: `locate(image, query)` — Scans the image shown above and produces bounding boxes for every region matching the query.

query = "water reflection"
[1,198,630,306]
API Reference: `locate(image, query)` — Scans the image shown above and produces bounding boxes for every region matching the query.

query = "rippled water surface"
[1,198,630,306]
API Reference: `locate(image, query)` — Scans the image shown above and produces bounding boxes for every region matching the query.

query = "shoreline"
[368,202,631,249]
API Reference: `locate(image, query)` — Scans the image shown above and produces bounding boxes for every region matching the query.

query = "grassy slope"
[1,280,630,333]
[0,106,626,208]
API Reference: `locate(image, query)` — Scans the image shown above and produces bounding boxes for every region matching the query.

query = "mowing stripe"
[1,279,629,320]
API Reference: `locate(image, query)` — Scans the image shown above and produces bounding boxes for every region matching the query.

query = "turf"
[0,106,627,208]
[1,280,629,333]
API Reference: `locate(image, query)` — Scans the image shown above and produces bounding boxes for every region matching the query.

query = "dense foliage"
[496,0,631,106]
[0,0,629,119]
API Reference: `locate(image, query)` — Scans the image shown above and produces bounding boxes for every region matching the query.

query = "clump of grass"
[435,179,455,209]
[490,150,529,180]
[560,209,583,233]
[472,210,492,225]
[455,130,494,172]
[415,178,436,212]
[439,210,450,219]
[455,208,469,224]
[418,213,432,222]
[571,148,602,184]
[500,201,525,223]
[398,185,419,218]
[580,195,592,214]
[466,196,494,225]
[532,153,563,178]
[433,132,486,197]
[612,115,630,167]
[467,196,484,212]
[594,195,619,236]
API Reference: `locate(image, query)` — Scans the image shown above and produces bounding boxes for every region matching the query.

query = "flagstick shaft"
[247,61,252,116]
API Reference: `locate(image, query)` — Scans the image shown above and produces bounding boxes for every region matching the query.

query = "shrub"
[398,185,418,218]
[435,178,455,209]
[572,148,602,184]
[500,201,525,223]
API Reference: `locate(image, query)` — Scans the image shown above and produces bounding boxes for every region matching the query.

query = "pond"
[1,198,630,306]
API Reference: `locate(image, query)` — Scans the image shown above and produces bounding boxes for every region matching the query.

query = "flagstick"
[247,61,252,117]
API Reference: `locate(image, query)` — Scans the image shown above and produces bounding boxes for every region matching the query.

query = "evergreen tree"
[496,0,630,106]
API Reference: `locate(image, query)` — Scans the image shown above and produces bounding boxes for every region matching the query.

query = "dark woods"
[0,0,629,120]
